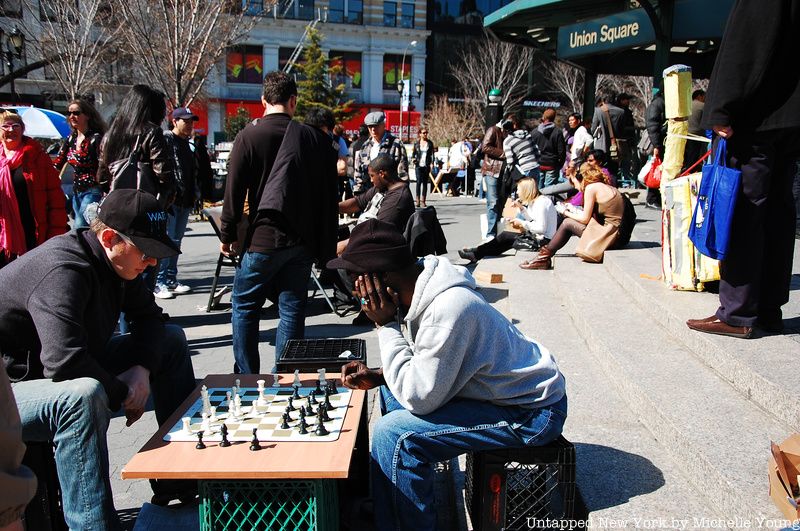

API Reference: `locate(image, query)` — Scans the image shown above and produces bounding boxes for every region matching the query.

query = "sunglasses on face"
[67,110,83,116]
[1,123,22,131]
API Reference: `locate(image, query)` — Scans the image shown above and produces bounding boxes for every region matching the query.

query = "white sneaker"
[154,285,175,299]
[168,282,192,294]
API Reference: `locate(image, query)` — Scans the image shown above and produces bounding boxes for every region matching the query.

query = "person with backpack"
[531,109,567,188]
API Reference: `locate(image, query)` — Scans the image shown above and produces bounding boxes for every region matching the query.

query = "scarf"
[0,138,28,258]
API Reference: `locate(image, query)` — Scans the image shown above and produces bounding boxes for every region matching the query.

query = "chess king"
[0,190,197,529]
[330,219,568,531]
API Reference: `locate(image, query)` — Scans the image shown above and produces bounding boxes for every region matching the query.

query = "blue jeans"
[71,186,102,229]
[12,324,195,531]
[484,175,503,238]
[231,246,313,374]
[539,169,560,189]
[371,386,568,531]
[156,205,192,287]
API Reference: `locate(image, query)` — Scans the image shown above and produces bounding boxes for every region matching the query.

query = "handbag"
[575,216,619,263]
[688,138,741,260]
[644,155,662,189]
[601,104,619,160]
[108,135,158,198]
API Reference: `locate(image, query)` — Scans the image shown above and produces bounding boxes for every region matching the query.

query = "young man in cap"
[0,189,196,529]
[331,219,567,531]
[352,111,408,195]
[155,107,205,299]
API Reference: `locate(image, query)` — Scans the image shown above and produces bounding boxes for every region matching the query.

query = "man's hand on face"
[341,361,384,390]
[118,365,151,427]
[354,273,399,327]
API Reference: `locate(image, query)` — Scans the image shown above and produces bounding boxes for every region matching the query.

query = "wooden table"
[122,373,366,480]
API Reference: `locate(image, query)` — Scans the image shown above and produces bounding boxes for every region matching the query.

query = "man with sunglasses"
[0,189,196,529]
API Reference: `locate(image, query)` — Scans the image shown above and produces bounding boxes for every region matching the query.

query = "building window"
[432,0,513,24]
[347,0,362,24]
[382,54,410,90]
[383,1,396,27]
[328,0,362,24]
[227,45,264,84]
[277,0,314,19]
[400,2,414,28]
[243,0,264,15]
[330,51,362,89]
[328,0,344,22]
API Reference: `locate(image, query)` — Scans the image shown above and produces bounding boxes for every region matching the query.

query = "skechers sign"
[557,9,654,59]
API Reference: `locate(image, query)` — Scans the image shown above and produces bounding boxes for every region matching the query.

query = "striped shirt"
[503,130,540,173]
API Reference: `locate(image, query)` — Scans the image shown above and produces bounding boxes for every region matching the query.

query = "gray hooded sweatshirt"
[377,256,565,415]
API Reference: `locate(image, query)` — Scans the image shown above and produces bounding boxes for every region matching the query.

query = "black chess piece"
[327,381,338,395]
[196,431,206,450]
[298,407,306,420]
[306,400,315,416]
[314,414,329,436]
[320,403,332,422]
[309,392,318,405]
[298,416,308,435]
[219,424,231,447]
[284,406,293,422]
[323,388,332,409]
[292,385,300,399]
[280,413,290,430]
[287,396,295,411]
[249,428,261,451]
[315,379,322,394]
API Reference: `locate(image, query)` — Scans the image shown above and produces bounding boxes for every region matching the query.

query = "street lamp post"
[396,79,424,143]
[4,27,25,102]
[398,40,417,141]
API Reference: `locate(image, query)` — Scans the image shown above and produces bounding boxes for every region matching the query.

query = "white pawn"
[201,412,211,434]
[225,391,232,409]
[293,369,301,388]
[235,378,241,390]
[257,379,267,406]
[182,416,191,434]
[234,394,243,417]
[210,406,217,422]
[318,368,327,388]
[272,373,280,388]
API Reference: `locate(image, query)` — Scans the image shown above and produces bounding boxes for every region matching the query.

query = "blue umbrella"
[6,106,70,139]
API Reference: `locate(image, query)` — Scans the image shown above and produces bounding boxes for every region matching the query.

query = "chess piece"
[293,370,301,388]
[196,431,206,450]
[201,412,211,434]
[225,391,232,408]
[220,424,231,447]
[327,381,338,395]
[306,399,315,416]
[210,406,217,422]
[323,388,332,409]
[272,373,280,388]
[298,416,308,435]
[292,385,300,400]
[284,406,293,422]
[299,407,306,421]
[314,414,329,436]
[314,378,322,395]
[287,396,295,411]
[319,368,327,388]
[249,428,261,451]
[309,392,318,405]
[256,379,267,406]
[182,417,191,434]
[320,403,332,422]
[280,413,290,430]
[235,378,241,390]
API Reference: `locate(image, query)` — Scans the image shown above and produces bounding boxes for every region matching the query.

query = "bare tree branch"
[448,33,536,119]
[109,0,269,107]
[0,56,61,89]
[422,95,481,148]
[541,59,584,113]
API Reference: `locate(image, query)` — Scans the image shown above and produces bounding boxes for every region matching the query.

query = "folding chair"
[202,206,239,312]
[308,268,351,317]
[429,172,444,197]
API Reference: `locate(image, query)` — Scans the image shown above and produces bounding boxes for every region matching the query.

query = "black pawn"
[314,415,329,436]
[324,388,332,409]
[309,392,318,405]
[306,401,315,416]
[280,413,290,430]
[292,385,300,399]
[287,396,295,411]
[315,379,322,394]
[327,381,338,395]
[299,407,306,421]
[298,417,308,435]
[284,406,293,422]
[249,428,261,451]
[320,403,332,422]
[219,424,231,447]
[195,431,206,450]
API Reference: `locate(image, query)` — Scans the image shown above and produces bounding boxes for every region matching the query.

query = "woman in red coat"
[0,110,68,267]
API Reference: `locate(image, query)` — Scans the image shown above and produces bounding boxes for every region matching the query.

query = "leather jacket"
[481,125,505,178]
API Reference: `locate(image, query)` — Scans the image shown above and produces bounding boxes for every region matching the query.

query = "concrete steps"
[550,252,789,520]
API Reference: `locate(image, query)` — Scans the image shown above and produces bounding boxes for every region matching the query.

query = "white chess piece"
[225,391,232,408]
[272,373,280,388]
[256,379,267,406]
[318,368,327,387]
[235,378,241,390]
[210,406,217,422]
[293,369,301,388]
[234,394,243,417]
[201,412,210,434]
[182,417,191,434]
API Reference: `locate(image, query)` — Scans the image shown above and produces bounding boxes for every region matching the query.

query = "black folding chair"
[202,206,238,312]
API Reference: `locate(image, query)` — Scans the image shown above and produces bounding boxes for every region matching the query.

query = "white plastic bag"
[638,156,655,185]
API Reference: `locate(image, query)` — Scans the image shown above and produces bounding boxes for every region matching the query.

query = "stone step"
[550,252,790,521]
[601,208,800,432]
[471,255,720,523]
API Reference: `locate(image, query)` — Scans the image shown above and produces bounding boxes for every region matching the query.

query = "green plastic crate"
[199,479,338,531]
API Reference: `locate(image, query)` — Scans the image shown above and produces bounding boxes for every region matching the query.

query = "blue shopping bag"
[688,138,741,260]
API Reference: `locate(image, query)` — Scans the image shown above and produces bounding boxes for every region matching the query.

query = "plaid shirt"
[352,132,408,193]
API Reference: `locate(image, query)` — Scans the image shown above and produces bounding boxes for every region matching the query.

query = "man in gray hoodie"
[329,219,567,531]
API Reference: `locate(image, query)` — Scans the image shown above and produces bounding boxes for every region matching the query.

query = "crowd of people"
[1,1,799,525]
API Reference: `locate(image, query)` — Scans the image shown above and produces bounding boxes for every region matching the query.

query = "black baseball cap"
[326,218,414,273]
[97,189,180,259]
[171,107,198,121]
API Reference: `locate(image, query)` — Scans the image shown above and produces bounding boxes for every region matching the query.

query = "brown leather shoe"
[686,315,753,339]
[519,246,553,270]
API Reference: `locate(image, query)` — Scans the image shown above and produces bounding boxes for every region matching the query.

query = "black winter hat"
[97,189,180,259]
[326,218,414,273]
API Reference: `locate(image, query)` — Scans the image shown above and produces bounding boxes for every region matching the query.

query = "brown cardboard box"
[473,271,503,284]
[502,200,523,234]
[769,435,800,520]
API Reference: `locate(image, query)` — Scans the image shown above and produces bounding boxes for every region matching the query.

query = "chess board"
[164,386,353,443]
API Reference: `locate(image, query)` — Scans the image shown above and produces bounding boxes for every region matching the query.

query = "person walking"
[411,128,435,207]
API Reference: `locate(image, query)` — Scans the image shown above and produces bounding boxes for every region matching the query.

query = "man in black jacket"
[687,0,800,339]
[1,189,195,529]
[531,108,566,188]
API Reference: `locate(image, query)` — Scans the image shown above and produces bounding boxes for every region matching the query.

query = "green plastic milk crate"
[199,479,338,531]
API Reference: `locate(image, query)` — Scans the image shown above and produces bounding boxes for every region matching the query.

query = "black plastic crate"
[277,338,367,373]
[465,436,576,531]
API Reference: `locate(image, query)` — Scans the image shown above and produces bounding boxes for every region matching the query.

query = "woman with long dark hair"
[54,98,107,228]
[97,84,175,207]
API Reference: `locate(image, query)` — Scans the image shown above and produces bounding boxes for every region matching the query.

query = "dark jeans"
[715,130,800,327]
[416,166,430,199]
[793,159,800,234]
[475,231,519,258]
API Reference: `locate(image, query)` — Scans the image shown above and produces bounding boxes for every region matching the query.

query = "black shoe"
[458,248,478,263]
